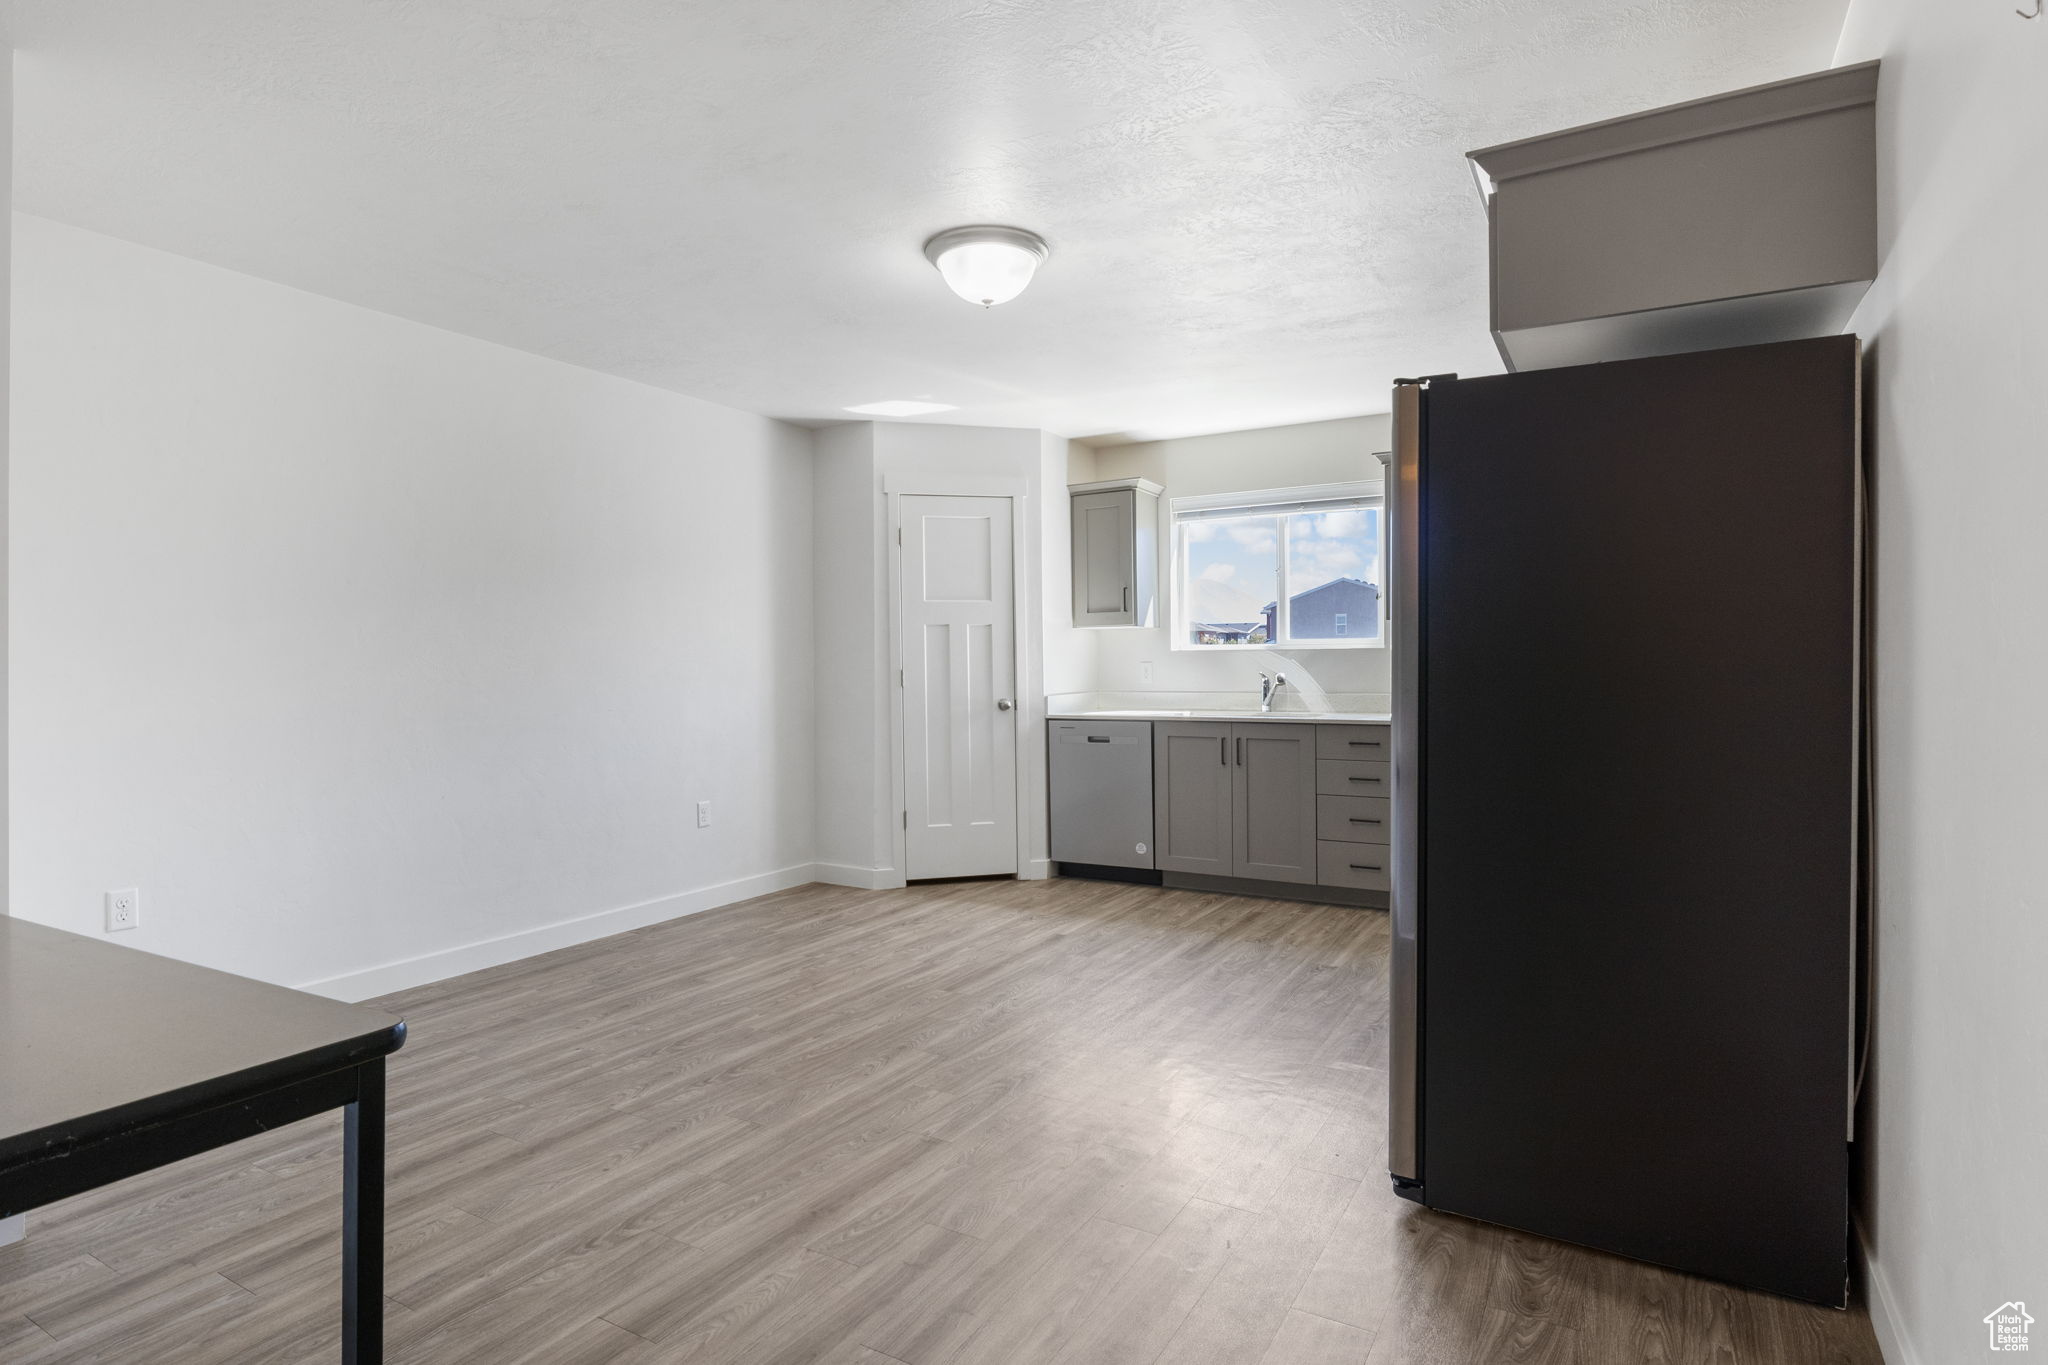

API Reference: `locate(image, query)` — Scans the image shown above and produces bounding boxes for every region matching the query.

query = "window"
[1171,482,1385,650]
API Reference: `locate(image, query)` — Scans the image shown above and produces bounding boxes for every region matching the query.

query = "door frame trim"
[884,476,1032,883]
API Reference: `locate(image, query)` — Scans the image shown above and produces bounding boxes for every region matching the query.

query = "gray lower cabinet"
[1315,724,1392,895]
[1315,724,1391,761]
[1315,758,1391,798]
[1232,724,1318,884]
[1153,721,1317,884]
[1316,793,1390,843]
[1051,718,1383,900]
[1153,722,1234,875]
[1317,842,1392,890]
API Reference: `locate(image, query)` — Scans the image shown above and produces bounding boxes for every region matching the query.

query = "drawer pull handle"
[1347,740,1383,747]
[1348,817,1383,825]
[1348,776,1382,784]
[1350,863,1383,872]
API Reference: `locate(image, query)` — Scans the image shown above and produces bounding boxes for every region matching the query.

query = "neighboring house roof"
[1294,576,1377,600]
[1262,578,1380,614]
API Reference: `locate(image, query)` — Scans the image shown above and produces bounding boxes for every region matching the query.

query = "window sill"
[1169,639,1386,654]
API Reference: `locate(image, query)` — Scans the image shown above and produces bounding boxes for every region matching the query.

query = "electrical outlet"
[1139,660,1155,685]
[105,888,140,933]
[696,800,711,829]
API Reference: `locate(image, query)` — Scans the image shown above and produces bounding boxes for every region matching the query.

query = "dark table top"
[0,916,405,1166]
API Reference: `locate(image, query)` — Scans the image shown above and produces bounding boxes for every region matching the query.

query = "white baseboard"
[811,862,899,891]
[816,861,1055,888]
[298,864,823,1002]
[817,861,1051,888]
[1856,1217,1916,1365]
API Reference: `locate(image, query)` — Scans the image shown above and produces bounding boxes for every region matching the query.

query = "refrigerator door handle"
[1388,380,1425,1190]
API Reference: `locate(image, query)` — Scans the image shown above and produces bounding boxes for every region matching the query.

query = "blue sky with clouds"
[1185,509,1379,626]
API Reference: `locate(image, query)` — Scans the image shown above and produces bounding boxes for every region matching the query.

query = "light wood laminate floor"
[0,877,1884,1364]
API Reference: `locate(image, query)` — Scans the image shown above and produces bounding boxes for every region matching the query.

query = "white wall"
[0,43,11,923]
[1080,415,1392,705]
[1830,9,2048,1363]
[1040,432,1096,699]
[10,214,817,997]
[810,422,885,881]
[0,44,16,1257]
[811,419,1065,885]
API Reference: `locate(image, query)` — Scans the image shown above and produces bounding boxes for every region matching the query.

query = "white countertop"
[1048,708,1392,725]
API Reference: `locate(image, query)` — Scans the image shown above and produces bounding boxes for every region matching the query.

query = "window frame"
[1168,480,1387,653]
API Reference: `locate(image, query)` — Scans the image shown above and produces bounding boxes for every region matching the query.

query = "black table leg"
[342,1059,385,1365]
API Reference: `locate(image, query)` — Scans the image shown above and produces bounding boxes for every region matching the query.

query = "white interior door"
[901,494,1017,879]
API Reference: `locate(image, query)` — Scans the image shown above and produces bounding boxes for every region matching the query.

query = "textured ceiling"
[11,0,1848,441]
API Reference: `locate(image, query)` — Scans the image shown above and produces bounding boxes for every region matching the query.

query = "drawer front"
[1318,841,1392,889]
[1316,759,1391,797]
[1316,724,1391,760]
[1317,795,1390,844]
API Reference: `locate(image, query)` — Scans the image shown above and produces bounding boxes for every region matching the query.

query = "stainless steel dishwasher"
[1048,720,1155,869]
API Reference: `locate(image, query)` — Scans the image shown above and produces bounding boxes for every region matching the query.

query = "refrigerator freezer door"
[1417,337,1858,1305]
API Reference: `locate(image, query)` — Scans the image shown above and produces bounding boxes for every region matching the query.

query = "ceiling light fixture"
[923,226,1050,307]
[843,400,959,417]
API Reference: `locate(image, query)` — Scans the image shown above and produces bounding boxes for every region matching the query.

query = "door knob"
[996,699,1014,711]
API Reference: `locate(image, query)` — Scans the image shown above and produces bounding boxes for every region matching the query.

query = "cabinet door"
[1072,490,1136,627]
[1232,724,1318,884]
[1153,722,1234,875]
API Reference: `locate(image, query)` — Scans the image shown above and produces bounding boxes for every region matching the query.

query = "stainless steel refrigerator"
[1386,336,1861,1306]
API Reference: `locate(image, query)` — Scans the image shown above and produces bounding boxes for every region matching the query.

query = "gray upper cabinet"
[1070,478,1161,628]
[1154,721,1233,876]
[1232,724,1318,884]
[1469,61,1878,372]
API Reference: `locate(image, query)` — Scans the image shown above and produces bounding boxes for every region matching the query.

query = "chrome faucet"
[1258,671,1287,713]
